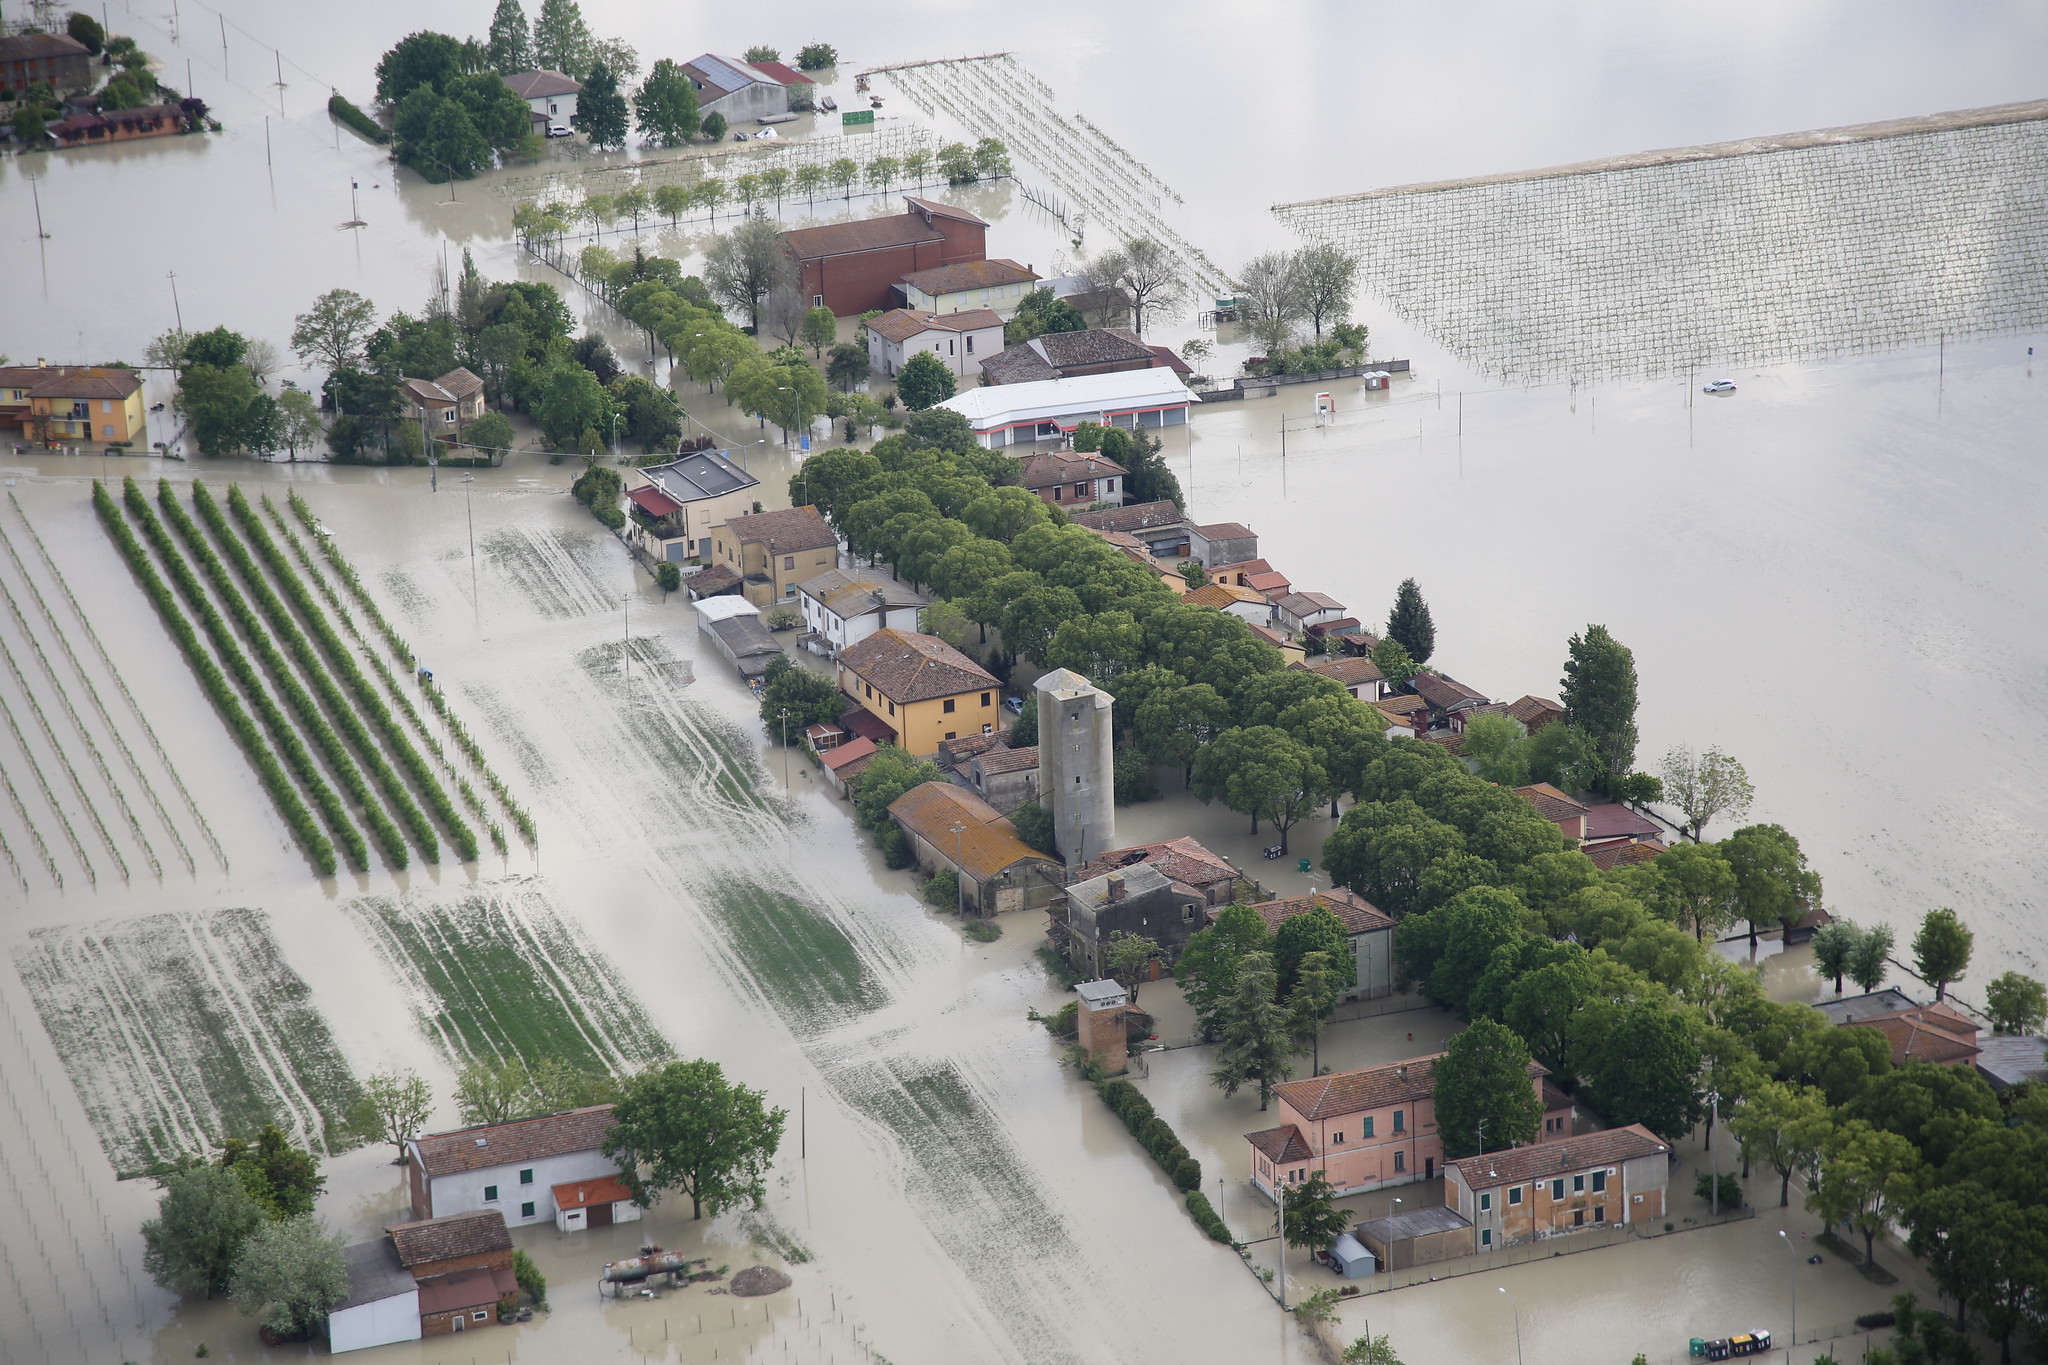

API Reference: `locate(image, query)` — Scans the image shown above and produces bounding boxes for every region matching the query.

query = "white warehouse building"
[937,368,1197,448]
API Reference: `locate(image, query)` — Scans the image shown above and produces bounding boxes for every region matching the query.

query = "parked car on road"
[1702,379,1736,394]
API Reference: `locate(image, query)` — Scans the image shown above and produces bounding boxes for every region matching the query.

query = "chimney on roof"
[1106,873,1124,902]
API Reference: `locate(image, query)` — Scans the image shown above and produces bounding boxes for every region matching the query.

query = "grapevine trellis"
[881,54,1231,301]
[1273,114,2048,383]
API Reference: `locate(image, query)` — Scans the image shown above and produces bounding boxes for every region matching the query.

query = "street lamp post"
[610,411,622,460]
[1708,1089,1722,1216]
[1498,1286,1524,1365]
[950,821,966,917]
[1778,1229,1797,1355]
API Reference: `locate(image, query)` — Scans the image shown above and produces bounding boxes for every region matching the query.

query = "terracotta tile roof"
[980,346,1059,385]
[1245,1124,1313,1164]
[838,628,998,704]
[720,506,837,552]
[866,308,938,343]
[686,563,743,596]
[400,376,455,406]
[1193,521,1254,541]
[921,308,1004,333]
[902,258,1040,295]
[1031,328,1157,369]
[820,735,878,775]
[1070,501,1185,534]
[551,1174,635,1210]
[1515,783,1589,822]
[973,745,1039,775]
[1306,617,1363,638]
[386,1210,512,1268]
[1276,591,1346,617]
[1422,732,1465,755]
[1445,1123,1667,1191]
[937,732,1005,767]
[1308,657,1385,688]
[1541,1078,1574,1112]
[436,367,484,400]
[784,213,944,261]
[0,32,90,60]
[1841,1000,1980,1067]
[1582,803,1660,842]
[503,69,581,99]
[1584,837,1667,871]
[25,367,142,401]
[1148,344,1193,375]
[1412,672,1488,712]
[1078,836,1237,891]
[412,1105,616,1177]
[749,59,813,86]
[1274,1053,1447,1120]
[1247,623,1296,651]
[837,706,896,743]
[1377,694,1428,717]
[905,196,988,226]
[1209,558,1275,581]
[1253,886,1394,936]
[1246,571,1293,596]
[1018,450,1129,488]
[886,782,1052,880]
[1505,695,1566,729]
[1184,583,1265,610]
[415,1264,516,1314]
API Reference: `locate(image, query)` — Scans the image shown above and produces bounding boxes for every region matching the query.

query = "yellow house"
[900,259,1041,320]
[707,505,840,607]
[835,627,1003,756]
[13,365,146,448]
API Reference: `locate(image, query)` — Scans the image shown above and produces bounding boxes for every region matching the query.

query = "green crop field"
[16,909,363,1174]
[705,878,885,1026]
[350,883,670,1073]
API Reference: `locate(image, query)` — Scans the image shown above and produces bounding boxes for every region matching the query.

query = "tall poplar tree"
[572,60,628,149]
[1560,623,1639,790]
[532,0,594,78]
[1211,951,1296,1111]
[485,0,533,73]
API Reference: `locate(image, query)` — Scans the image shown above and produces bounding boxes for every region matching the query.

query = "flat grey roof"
[1813,988,1918,1026]
[1355,1205,1471,1241]
[338,1239,416,1311]
[644,449,758,503]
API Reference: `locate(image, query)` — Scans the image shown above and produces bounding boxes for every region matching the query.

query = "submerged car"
[1702,379,1736,394]
[754,126,779,140]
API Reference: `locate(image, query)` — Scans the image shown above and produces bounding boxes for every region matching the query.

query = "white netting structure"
[1274,117,2048,383]
[881,55,1230,299]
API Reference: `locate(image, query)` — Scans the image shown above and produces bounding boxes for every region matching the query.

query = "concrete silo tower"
[1034,667,1115,868]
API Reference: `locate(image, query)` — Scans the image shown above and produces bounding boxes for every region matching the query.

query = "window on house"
[783,556,795,569]
[887,701,895,715]
[786,584,796,596]
[1183,904,1194,922]
[102,400,112,413]
[1593,1207,1605,1223]
[1333,1131,1344,1145]
[1551,1179,1564,1200]
[966,335,975,353]
[1591,1170,1608,1193]
[1362,1116,1374,1138]
[981,722,993,735]
[1074,483,1088,498]
[1392,1110,1404,1133]
[483,1185,499,1201]
[1573,1209,1584,1227]
[520,1169,533,1185]
[813,295,824,307]
[943,698,956,713]
[1508,1186,1523,1206]
[1051,485,1062,501]
[1393,1151,1404,1173]
[864,683,872,698]
[522,1201,536,1218]
[981,692,991,706]
[945,731,956,740]
[1479,1192,1490,1211]
[104,425,113,438]
[473,1310,489,1322]
[1481,1228,1493,1247]
[1573,1174,1585,1193]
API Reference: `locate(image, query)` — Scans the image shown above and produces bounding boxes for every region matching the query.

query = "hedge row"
[285,490,535,848]
[94,481,335,876]
[191,482,412,869]
[1184,1190,1233,1244]
[327,93,388,144]
[226,489,474,861]
[134,480,365,870]
[1097,1078,1203,1193]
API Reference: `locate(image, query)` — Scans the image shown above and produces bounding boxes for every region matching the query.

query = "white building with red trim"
[937,368,1196,448]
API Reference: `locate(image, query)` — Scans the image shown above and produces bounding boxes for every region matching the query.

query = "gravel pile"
[729,1265,793,1298]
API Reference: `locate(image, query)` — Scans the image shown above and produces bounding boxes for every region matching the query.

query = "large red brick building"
[785,197,988,316]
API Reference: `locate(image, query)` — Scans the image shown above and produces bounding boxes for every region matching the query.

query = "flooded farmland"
[4,1,2048,1363]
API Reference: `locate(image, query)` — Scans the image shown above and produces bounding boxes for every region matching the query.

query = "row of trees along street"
[139,1056,783,1342]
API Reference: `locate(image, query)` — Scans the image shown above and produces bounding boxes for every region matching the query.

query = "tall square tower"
[1035,667,1115,867]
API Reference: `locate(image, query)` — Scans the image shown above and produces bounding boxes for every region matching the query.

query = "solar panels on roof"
[644,450,757,501]
[693,55,764,93]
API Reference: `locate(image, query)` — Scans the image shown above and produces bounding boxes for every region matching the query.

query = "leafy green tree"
[634,58,699,145]
[1808,1118,1922,1268]
[1653,841,1736,941]
[1780,1025,1891,1107]
[1211,950,1296,1110]
[1527,721,1601,792]
[1910,907,1973,1002]
[1984,971,2046,1036]
[486,0,534,73]
[536,361,611,447]
[1728,1079,1829,1207]
[704,214,795,329]
[1370,637,1418,692]
[1907,1182,2048,1362]
[217,1127,324,1220]
[1281,1171,1349,1249]
[179,362,261,456]
[1192,726,1330,854]
[1384,577,1434,663]
[972,137,1011,179]
[228,1215,348,1341]
[602,1058,787,1219]
[375,30,462,104]
[759,655,844,738]
[1292,242,1359,340]
[700,110,727,142]
[743,44,779,63]
[1408,886,1527,1015]
[447,71,533,150]
[1005,288,1086,345]
[67,11,104,53]
[1322,798,1466,918]
[352,1067,432,1163]
[1012,800,1056,854]
[181,325,248,370]
[1573,999,1701,1139]
[1460,712,1529,786]
[392,86,492,180]
[573,60,628,148]
[1343,1334,1405,1365]
[1286,950,1342,1073]
[141,1164,266,1298]
[1846,921,1894,993]
[827,341,868,392]
[1273,904,1355,998]
[1845,1062,2000,1170]
[1659,744,1754,842]
[1104,930,1162,1001]
[896,351,957,410]
[455,1057,530,1126]
[801,305,838,358]
[532,0,594,77]
[1560,624,1639,790]
[1176,903,1271,1040]
[1811,919,1862,995]
[1433,1018,1541,1157]
[850,745,941,831]
[461,409,517,459]
[1722,823,1822,948]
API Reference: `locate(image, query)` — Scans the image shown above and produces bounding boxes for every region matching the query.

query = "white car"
[545,121,573,138]
[1702,379,1736,394]
[753,127,779,140]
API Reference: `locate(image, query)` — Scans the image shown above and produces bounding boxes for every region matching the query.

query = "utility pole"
[950,821,965,917]
[27,174,49,239]
[1498,1287,1524,1365]
[1708,1089,1721,1215]
[1275,1176,1286,1311]
[779,709,792,789]
[464,474,478,629]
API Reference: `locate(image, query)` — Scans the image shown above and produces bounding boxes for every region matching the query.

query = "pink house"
[1245,1052,1573,1198]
